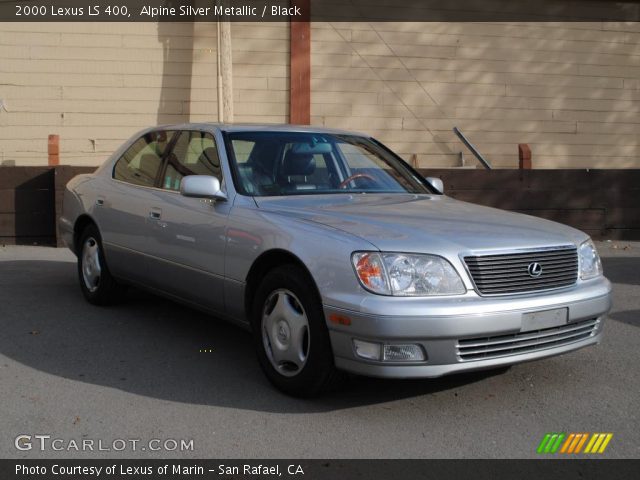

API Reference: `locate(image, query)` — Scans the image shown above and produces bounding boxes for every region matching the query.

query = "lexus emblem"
[527,262,543,277]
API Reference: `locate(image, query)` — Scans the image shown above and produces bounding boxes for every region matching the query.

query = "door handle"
[95,198,104,206]
[149,209,162,220]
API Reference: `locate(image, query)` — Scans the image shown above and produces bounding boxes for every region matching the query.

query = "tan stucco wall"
[0,22,289,166]
[2,21,640,168]
[310,22,640,168]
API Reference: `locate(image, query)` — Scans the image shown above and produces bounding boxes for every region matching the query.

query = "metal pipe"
[453,127,492,170]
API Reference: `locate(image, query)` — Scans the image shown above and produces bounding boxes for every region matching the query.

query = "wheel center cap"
[277,323,289,342]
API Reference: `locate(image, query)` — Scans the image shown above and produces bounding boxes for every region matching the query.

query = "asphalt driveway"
[0,242,638,459]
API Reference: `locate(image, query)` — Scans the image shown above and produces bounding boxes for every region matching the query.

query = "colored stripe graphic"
[537,433,565,454]
[560,433,575,453]
[585,433,613,454]
[574,433,589,453]
[562,433,581,454]
[584,433,598,453]
[568,434,582,453]
[550,433,565,453]
[598,434,613,453]
[538,433,613,454]
[537,433,552,454]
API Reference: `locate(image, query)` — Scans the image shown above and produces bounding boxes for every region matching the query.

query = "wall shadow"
[156,10,194,125]
[10,168,56,245]
[0,259,503,413]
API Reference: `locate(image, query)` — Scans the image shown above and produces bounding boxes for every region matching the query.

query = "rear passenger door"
[144,130,231,313]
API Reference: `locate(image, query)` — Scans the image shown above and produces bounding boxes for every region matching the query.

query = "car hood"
[254,194,587,254]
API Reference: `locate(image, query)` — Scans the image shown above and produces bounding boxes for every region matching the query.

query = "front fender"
[224,200,376,307]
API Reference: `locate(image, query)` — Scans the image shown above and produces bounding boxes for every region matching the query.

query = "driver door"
[143,130,231,313]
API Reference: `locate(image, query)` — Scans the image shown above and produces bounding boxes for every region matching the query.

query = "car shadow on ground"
[600,257,639,329]
[608,310,639,328]
[0,259,509,413]
[601,256,640,286]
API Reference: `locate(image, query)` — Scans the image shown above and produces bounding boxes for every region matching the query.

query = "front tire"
[251,265,342,397]
[77,223,125,305]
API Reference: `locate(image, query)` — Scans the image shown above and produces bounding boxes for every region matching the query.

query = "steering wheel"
[338,173,377,189]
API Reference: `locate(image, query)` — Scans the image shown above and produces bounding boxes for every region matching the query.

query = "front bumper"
[324,277,612,378]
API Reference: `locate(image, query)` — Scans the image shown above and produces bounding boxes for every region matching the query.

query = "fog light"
[383,344,426,362]
[353,339,381,361]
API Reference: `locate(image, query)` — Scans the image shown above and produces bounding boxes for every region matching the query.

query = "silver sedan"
[59,124,612,396]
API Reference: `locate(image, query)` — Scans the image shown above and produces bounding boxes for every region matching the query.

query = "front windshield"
[223,131,434,196]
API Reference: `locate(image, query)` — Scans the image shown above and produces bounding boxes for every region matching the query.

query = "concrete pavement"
[0,242,638,459]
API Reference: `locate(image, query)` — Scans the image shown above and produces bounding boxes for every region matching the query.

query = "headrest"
[281,150,316,176]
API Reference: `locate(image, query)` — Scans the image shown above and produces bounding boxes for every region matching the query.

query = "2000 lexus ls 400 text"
[59,124,612,396]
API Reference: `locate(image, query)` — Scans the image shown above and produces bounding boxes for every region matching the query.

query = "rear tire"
[77,223,126,305]
[251,265,343,397]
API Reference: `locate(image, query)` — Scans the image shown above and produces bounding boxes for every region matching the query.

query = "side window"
[113,131,174,187]
[162,131,221,191]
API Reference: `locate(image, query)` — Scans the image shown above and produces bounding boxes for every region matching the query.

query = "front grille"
[456,318,599,362]
[464,247,578,295]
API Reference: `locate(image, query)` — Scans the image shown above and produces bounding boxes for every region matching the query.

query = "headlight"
[352,252,466,296]
[578,239,603,280]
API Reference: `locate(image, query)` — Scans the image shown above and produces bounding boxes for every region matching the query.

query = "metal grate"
[456,318,598,362]
[464,247,578,296]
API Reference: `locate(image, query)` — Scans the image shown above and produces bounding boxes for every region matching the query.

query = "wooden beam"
[48,134,59,166]
[289,0,310,125]
[519,143,532,169]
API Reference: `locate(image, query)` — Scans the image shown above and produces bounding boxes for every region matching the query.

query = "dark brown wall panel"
[0,167,56,245]
[420,168,640,240]
[1,166,639,245]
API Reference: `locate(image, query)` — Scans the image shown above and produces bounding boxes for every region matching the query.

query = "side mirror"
[180,175,227,201]
[426,176,444,193]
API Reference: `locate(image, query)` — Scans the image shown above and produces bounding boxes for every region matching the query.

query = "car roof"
[153,122,368,137]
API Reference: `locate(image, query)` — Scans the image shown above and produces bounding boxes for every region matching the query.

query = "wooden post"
[48,134,59,166]
[219,19,234,123]
[518,143,532,169]
[290,0,311,125]
[216,21,224,122]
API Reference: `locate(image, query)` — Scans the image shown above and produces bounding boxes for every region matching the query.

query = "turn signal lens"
[383,344,426,362]
[353,339,382,361]
[352,252,391,295]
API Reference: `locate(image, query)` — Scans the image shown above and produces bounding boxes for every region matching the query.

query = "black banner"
[2,460,640,480]
[1,0,640,22]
